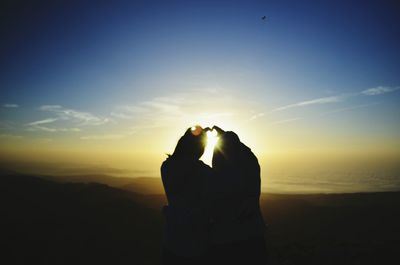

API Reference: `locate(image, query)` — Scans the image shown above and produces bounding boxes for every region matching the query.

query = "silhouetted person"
[209,126,267,265]
[160,126,212,265]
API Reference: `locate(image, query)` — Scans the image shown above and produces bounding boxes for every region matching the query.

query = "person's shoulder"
[195,160,211,169]
[161,155,175,173]
[194,160,212,174]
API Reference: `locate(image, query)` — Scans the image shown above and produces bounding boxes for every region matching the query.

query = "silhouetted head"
[171,126,207,160]
[212,127,241,170]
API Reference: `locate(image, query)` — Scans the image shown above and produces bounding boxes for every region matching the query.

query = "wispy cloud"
[269,117,302,125]
[270,85,399,114]
[110,90,239,131]
[320,102,380,116]
[263,86,386,124]
[27,126,81,133]
[3,103,19,108]
[0,134,23,139]
[271,96,344,112]
[40,105,109,125]
[80,134,125,140]
[27,118,58,126]
[361,86,400,96]
[111,97,184,120]
[24,105,109,133]
[250,112,265,121]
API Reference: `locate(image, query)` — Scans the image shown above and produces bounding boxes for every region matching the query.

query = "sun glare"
[201,129,219,166]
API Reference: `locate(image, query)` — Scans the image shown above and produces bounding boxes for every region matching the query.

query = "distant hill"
[1,173,400,264]
[41,173,142,187]
[119,177,165,194]
[42,174,164,195]
[0,174,163,265]
[260,192,400,264]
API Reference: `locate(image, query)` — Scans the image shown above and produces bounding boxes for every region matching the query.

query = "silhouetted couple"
[161,126,267,265]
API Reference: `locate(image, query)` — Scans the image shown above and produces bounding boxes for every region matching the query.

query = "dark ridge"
[1,173,400,264]
[0,174,163,265]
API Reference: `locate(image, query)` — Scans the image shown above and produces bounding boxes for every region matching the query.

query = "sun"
[201,129,219,166]
[206,129,219,149]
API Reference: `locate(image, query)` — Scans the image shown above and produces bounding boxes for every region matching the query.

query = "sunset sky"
[1,0,399,193]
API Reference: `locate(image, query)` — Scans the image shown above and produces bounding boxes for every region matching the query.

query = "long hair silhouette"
[161,126,212,265]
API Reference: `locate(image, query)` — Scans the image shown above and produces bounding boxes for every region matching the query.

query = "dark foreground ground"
[1,174,400,265]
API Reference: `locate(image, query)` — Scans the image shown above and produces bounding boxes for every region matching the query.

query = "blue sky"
[0,0,399,191]
[2,0,399,107]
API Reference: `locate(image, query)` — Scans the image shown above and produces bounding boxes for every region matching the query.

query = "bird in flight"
[261,16,267,21]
